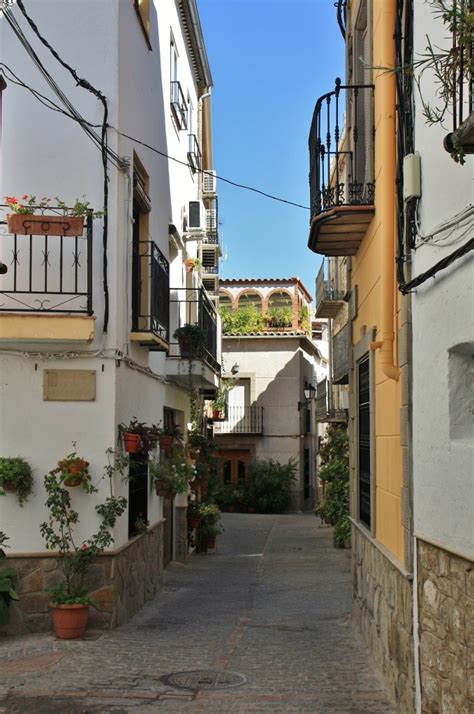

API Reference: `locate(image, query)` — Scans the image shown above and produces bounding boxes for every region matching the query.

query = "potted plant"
[57,449,91,488]
[118,418,161,455]
[149,446,196,498]
[184,257,202,273]
[173,323,206,359]
[197,503,223,551]
[158,424,183,454]
[0,532,19,625]
[40,449,127,639]
[211,380,234,420]
[187,499,202,530]
[4,194,103,237]
[0,457,34,506]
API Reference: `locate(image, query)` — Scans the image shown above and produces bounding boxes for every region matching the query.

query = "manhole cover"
[161,669,248,691]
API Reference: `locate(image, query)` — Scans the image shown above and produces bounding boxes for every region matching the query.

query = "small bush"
[244,458,296,513]
[316,425,350,548]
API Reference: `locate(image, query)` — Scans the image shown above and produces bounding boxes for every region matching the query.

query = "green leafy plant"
[57,447,93,490]
[40,448,128,605]
[197,503,223,540]
[266,306,293,328]
[212,379,235,415]
[244,458,297,513]
[118,418,161,453]
[220,305,266,334]
[0,457,34,506]
[4,194,103,217]
[133,517,149,535]
[149,446,196,497]
[173,323,207,359]
[315,425,350,548]
[0,532,19,625]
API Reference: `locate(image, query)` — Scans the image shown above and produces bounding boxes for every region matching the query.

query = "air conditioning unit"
[202,170,216,196]
[187,200,205,233]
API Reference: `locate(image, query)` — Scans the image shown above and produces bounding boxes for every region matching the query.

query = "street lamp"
[304,384,316,400]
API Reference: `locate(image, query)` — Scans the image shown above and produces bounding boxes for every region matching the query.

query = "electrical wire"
[0,61,309,211]
[400,236,474,294]
[414,202,474,247]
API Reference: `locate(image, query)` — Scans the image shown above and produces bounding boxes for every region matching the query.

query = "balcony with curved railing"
[308,79,375,256]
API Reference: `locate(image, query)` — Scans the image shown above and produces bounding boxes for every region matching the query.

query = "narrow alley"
[0,514,396,713]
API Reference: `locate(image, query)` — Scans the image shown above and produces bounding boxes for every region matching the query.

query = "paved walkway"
[0,514,396,713]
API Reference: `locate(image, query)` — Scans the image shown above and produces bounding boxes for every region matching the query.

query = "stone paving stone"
[0,513,397,712]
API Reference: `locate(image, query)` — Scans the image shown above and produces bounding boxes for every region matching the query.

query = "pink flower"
[22,194,28,200]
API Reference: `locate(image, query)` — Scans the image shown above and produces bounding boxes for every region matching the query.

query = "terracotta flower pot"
[7,213,84,237]
[184,259,195,272]
[2,481,17,493]
[205,535,216,550]
[159,435,174,454]
[123,432,141,453]
[63,474,83,487]
[200,479,208,497]
[49,603,89,639]
[154,480,174,499]
[188,516,201,530]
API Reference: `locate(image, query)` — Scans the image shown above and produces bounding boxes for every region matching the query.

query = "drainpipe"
[369,0,399,382]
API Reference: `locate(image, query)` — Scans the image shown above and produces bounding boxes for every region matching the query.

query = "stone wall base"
[417,538,473,714]
[352,525,415,713]
[1,520,164,636]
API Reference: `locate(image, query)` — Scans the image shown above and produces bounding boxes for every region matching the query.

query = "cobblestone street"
[0,514,397,713]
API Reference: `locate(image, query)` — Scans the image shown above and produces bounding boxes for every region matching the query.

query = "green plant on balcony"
[220,305,266,334]
[173,323,207,359]
[266,306,293,328]
[0,457,34,506]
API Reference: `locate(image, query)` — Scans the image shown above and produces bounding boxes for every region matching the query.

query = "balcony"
[308,79,375,256]
[315,259,346,318]
[0,208,94,343]
[188,134,201,173]
[170,81,187,130]
[332,322,350,384]
[166,287,220,388]
[213,405,264,435]
[315,379,347,423]
[130,240,169,350]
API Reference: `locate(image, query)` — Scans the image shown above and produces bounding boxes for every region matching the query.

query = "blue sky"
[198,0,344,299]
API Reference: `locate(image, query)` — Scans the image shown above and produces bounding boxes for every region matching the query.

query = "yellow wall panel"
[376,488,402,560]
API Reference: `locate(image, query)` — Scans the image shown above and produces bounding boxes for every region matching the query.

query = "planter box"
[7,213,85,237]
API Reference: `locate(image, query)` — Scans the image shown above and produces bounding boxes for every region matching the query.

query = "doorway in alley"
[219,450,251,484]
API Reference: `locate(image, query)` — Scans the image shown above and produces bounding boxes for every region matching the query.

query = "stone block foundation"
[352,524,415,712]
[417,538,473,714]
[1,520,164,636]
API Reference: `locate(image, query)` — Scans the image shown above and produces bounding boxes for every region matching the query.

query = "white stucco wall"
[0,1,211,553]
[412,2,474,559]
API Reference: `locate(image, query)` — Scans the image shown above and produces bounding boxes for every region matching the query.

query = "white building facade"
[0,0,220,633]
[409,2,473,710]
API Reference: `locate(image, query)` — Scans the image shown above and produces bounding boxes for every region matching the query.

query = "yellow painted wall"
[351,0,404,562]
[0,314,95,343]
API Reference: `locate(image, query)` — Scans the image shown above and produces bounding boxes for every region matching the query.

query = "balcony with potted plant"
[166,287,221,389]
[0,196,99,344]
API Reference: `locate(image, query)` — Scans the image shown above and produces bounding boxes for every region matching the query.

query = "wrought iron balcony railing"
[132,240,170,344]
[169,286,220,373]
[315,379,347,423]
[336,0,347,40]
[213,405,264,434]
[170,81,188,130]
[315,259,346,318]
[309,78,375,217]
[188,133,201,173]
[0,207,92,314]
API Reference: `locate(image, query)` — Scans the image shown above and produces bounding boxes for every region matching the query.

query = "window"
[358,356,371,528]
[170,37,187,130]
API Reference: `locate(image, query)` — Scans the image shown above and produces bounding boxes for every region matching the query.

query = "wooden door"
[219,450,251,484]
